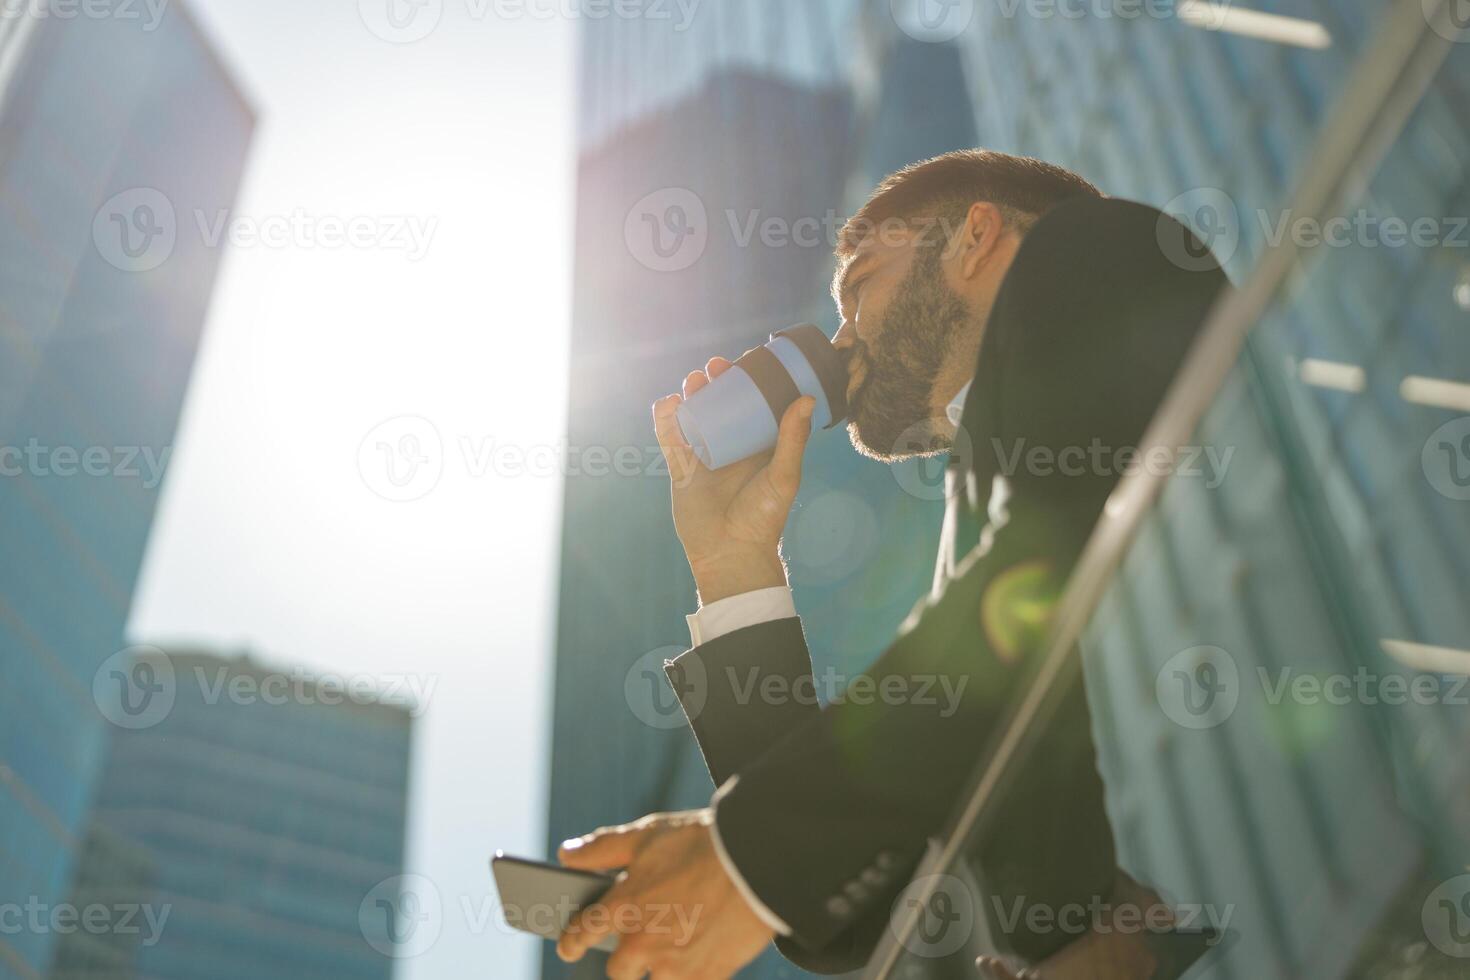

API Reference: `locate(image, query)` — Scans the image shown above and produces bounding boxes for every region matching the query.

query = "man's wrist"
[686,586,796,647]
[690,551,787,605]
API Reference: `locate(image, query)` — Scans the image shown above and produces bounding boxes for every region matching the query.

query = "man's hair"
[836,149,1102,259]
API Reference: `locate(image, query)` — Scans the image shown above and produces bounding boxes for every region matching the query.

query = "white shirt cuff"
[709,777,792,936]
[686,587,796,647]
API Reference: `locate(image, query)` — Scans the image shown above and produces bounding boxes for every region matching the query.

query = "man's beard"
[846,246,972,462]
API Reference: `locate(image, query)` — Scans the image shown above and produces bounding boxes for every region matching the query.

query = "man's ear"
[955,202,1007,280]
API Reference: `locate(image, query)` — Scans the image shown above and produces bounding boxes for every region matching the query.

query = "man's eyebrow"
[832,253,875,309]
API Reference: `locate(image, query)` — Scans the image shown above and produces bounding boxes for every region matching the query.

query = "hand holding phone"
[490,852,619,953]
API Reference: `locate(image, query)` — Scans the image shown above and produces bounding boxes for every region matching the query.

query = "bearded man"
[556,150,1227,980]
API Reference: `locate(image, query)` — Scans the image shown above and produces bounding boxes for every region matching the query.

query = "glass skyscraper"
[550,0,1469,977]
[50,650,414,980]
[0,4,253,977]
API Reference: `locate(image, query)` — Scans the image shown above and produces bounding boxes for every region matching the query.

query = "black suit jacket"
[663,197,1228,973]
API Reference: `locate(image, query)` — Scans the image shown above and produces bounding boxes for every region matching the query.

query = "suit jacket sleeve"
[663,616,823,794]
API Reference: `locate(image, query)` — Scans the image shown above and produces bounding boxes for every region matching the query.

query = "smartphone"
[490,851,619,952]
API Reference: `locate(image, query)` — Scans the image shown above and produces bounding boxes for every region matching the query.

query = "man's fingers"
[976,957,1014,980]
[604,934,654,979]
[559,821,653,871]
[681,370,708,399]
[766,396,816,498]
[556,874,638,963]
[556,877,661,967]
[555,883,627,964]
[652,395,697,485]
[660,358,730,476]
[554,909,598,963]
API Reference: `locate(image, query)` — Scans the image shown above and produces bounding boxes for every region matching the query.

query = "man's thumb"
[558,824,648,871]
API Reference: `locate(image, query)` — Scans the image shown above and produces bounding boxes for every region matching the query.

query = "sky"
[127,2,575,977]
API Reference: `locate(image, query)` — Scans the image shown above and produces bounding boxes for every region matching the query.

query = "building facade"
[549,0,1469,976]
[49,650,414,980]
[0,4,254,977]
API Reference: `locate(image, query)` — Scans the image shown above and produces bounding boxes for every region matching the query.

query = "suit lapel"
[931,460,995,595]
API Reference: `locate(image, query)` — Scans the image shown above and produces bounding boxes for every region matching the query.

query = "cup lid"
[771,323,848,428]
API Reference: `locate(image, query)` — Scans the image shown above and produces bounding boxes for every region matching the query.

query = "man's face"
[833,231,973,461]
